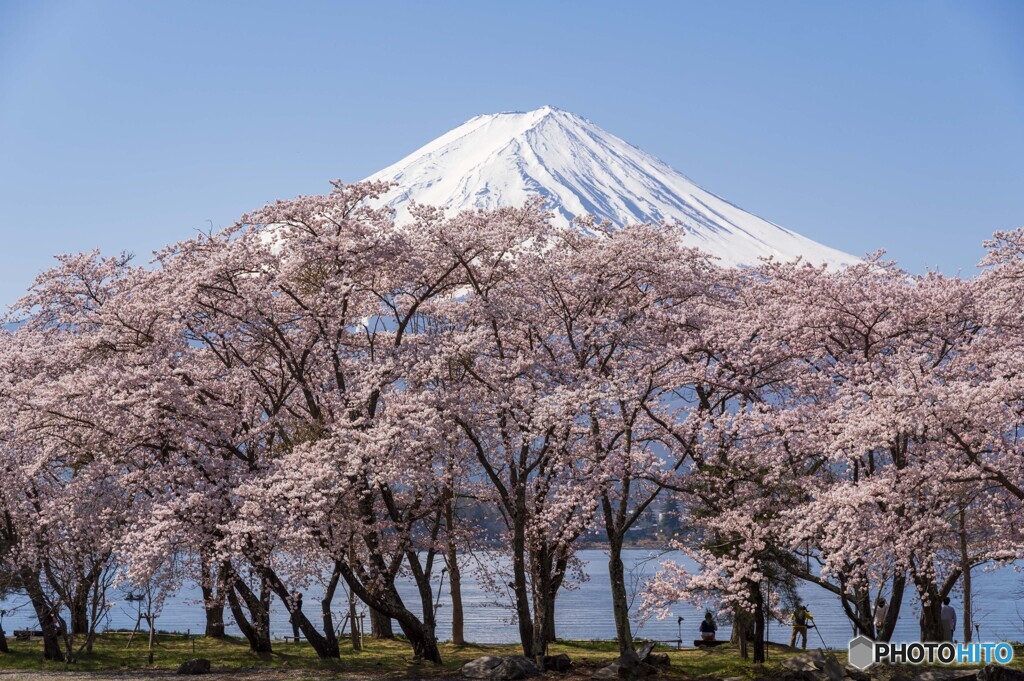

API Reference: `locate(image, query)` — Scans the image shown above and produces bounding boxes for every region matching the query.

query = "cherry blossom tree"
[3,179,1022,667]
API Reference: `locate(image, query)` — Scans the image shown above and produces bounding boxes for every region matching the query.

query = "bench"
[693,639,727,648]
[14,630,43,640]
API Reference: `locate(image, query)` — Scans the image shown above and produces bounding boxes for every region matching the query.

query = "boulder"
[591,663,620,680]
[821,654,844,681]
[783,653,824,672]
[845,665,872,681]
[463,655,540,680]
[647,653,671,667]
[543,654,572,673]
[502,656,541,680]
[464,656,505,678]
[591,654,658,680]
[175,658,211,675]
[977,666,1024,681]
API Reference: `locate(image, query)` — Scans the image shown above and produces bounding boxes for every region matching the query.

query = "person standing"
[940,597,957,642]
[290,592,304,643]
[790,604,814,649]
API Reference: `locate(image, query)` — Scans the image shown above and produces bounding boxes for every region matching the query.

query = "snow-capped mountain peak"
[365,106,856,268]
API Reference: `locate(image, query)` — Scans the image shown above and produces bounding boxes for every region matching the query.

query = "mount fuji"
[365,106,856,268]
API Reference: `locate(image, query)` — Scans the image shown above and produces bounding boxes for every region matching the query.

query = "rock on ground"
[176,658,212,675]
[543,654,572,673]
[591,655,658,680]
[783,651,828,672]
[462,655,540,680]
[976,665,1024,681]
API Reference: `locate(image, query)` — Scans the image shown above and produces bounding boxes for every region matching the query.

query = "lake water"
[2,549,1021,649]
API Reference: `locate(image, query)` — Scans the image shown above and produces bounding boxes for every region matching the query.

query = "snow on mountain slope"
[365,106,857,268]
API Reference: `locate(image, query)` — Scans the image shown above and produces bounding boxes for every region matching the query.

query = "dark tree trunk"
[200,561,226,638]
[321,566,342,652]
[69,590,90,636]
[837,583,876,638]
[396,616,440,664]
[263,568,340,658]
[959,507,972,642]
[369,607,394,639]
[21,570,63,661]
[607,537,634,654]
[544,594,556,643]
[920,598,945,642]
[910,560,960,643]
[546,554,568,647]
[227,576,272,654]
[448,561,466,645]
[348,588,361,650]
[530,546,553,664]
[444,500,466,646]
[878,572,905,642]
[338,562,442,664]
[751,581,766,664]
[732,611,753,660]
[0,625,8,653]
[47,564,99,637]
[404,546,441,657]
[511,497,535,658]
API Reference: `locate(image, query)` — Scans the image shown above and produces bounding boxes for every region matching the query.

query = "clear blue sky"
[2,1,1022,307]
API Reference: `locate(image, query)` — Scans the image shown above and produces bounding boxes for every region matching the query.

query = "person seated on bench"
[699,612,717,642]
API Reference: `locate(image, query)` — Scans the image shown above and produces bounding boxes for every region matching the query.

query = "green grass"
[0,634,1021,678]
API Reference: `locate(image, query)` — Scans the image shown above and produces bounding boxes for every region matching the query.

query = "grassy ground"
[0,634,1021,679]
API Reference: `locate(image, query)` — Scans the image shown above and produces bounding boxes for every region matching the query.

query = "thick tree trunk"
[959,507,972,643]
[21,570,63,661]
[920,599,945,642]
[444,499,466,646]
[200,561,226,638]
[607,537,634,654]
[546,554,569,647]
[369,607,394,639]
[511,502,535,658]
[530,547,553,664]
[395,616,441,664]
[69,589,90,636]
[837,584,876,638]
[0,623,8,653]
[878,573,906,642]
[448,561,466,645]
[321,567,342,653]
[731,610,753,659]
[338,563,442,664]
[403,547,441,659]
[263,568,340,658]
[544,594,556,643]
[227,577,272,654]
[751,581,766,664]
[348,589,361,650]
[910,561,960,643]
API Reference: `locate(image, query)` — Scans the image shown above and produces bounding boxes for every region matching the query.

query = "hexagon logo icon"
[848,635,876,670]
